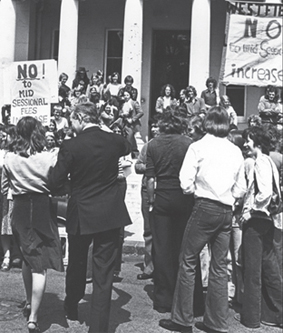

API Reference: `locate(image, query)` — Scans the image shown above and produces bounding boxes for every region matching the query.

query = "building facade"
[1,0,280,137]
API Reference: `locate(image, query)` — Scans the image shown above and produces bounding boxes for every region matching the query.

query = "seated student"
[155,84,177,114]
[72,67,89,94]
[184,85,206,118]
[118,75,138,102]
[58,73,71,109]
[258,85,282,124]
[51,105,69,131]
[219,95,238,129]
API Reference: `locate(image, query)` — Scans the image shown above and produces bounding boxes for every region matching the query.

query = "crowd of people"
[0,67,282,333]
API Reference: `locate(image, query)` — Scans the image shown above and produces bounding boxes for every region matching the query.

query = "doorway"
[150,30,190,119]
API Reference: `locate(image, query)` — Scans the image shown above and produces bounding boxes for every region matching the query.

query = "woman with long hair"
[2,117,63,332]
[155,84,177,114]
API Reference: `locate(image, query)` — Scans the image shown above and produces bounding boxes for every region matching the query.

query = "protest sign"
[222,14,282,87]
[5,59,58,125]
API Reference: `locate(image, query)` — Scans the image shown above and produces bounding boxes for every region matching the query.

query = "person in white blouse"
[159,106,244,333]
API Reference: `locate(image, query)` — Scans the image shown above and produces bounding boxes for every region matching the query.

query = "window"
[225,85,246,121]
[51,30,59,61]
[105,30,123,81]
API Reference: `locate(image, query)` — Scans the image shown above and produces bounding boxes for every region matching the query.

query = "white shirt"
[179,133,244,206]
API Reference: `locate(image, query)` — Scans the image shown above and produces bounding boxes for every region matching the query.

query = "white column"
[58,0,79,84]
[0,0,16,107]
[189,0,211,96]
[121,0,143,102]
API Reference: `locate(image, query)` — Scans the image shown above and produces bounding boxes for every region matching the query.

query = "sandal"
[27,321,40,333]
[23,302,31,319]
[1,257,10,271]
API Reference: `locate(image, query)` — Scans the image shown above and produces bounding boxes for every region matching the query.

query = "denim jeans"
[171,198,232,332]
[241,218,283,327]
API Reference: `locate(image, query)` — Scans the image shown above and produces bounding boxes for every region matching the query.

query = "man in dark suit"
[48,102,132,333]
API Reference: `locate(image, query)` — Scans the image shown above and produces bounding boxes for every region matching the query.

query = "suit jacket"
[48,126,132,235]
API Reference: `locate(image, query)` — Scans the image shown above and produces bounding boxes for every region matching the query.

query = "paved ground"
[0,254,281,333]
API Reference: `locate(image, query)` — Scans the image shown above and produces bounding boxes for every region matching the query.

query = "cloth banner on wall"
[222,14,282,87]
[5,59,58,125]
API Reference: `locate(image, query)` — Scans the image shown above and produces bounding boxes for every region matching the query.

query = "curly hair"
[158,106,188,134]
[248,114,262,127]
[242,126,271,155]
[160,84,176,99]
[14,117,47,157]
[185,85,197,98]
[264,85,279,103]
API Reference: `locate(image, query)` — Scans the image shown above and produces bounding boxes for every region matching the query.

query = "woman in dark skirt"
[2,117,63,333]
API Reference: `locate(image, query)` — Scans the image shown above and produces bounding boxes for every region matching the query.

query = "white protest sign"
[223,14,283,86]
[5,59,58,125]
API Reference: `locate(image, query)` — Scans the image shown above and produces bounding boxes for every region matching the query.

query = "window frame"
[104,29,123,81]
[224,85,247,123]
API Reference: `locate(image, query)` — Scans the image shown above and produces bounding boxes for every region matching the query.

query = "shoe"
[234,313,241,322]
[261,320,283,328]
[159,319,192,332]
[154,305,171,313]
[27,321,40,332]
[113,272,123,283]
[1,257,10,271]
[11,258,22,268]
[234,314,260,328]
[64,299,78,321]
[195,321,226,333]
[23,302,31,319]
[137,272,153,280]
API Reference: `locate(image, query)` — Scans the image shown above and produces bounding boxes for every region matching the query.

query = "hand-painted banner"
[226,1,283,17]
[5,59,58,125]
[223,14,283,87]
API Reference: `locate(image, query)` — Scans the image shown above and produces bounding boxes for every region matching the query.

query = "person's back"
[147,134,191,189]
[48,102,132,333]
[181,133,243,205]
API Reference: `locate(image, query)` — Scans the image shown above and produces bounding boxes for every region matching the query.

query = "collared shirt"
[201,89,217,107]
[179,133,244,206]
[184,97,206,117]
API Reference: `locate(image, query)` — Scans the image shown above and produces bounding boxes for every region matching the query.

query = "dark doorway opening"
[150,30,190,119]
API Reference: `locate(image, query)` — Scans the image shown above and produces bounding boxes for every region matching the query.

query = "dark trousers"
[172,198,232,331]
[66,228,120,333]
[241,218,283,327]
[114,179,127,273]
[150,188,195,311]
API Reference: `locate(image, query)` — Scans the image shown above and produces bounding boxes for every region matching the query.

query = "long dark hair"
[14,117,47,157]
